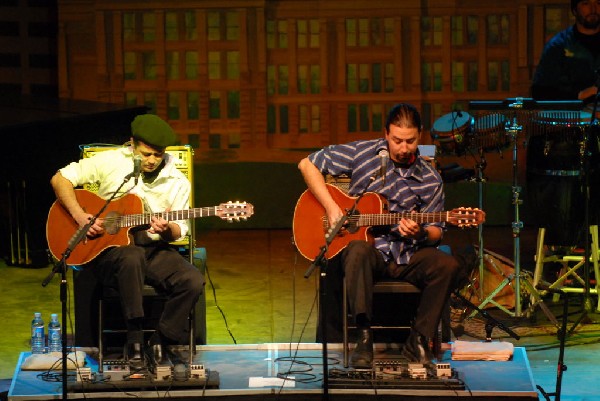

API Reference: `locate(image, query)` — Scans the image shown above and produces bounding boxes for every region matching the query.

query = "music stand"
[467,97,581,320]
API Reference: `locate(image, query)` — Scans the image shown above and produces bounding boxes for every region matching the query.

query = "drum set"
[430,98,599,318]
[431,110,509,156]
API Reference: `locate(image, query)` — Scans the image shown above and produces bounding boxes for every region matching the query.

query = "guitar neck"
[356,211,450,226]
[120,207,219,227]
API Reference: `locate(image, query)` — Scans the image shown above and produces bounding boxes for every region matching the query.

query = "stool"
[532,225,600,312]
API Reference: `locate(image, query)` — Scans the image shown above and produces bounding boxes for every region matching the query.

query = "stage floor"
[8,343,538,400]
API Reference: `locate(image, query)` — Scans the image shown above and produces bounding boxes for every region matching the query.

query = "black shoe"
[350,328,374,369]
[401,330,435,366]
[124,342,145,369]
[146,343,173,367]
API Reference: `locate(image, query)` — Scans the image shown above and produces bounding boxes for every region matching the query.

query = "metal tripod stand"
[467,98,563,324]
[473,149,487,301]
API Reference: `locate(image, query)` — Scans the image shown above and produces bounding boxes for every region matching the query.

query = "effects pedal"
[76,367,92,382]
[154,366,172,381]
[102,360,132,381]
[190,364,206,379]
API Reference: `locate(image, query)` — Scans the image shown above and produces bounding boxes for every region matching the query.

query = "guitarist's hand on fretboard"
[398,217,422,240]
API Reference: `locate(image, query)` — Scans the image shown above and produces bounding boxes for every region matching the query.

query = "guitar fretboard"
[355,211,452,226]
[115,207,222,227]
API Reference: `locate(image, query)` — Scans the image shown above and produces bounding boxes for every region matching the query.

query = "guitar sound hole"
[104,211,120,235]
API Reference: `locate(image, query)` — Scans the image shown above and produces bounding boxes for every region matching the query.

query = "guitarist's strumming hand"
[74,211,105,240]
[326,205,346,236]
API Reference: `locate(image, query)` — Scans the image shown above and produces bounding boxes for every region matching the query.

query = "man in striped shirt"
[298,103,478,369]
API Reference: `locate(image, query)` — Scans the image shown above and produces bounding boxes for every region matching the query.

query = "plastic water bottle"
[31,312,45,354]
[48,313,62,353]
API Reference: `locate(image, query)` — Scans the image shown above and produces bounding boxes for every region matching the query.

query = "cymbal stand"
[475,149,487,301]
[472,98,555,321]
[507,101,524,317]
[468,98,584,322]
[470,100,525,316]
[479,97,558,326]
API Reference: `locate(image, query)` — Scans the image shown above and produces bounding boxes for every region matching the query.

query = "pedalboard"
[328,360,464,390]
[68,361,220,392]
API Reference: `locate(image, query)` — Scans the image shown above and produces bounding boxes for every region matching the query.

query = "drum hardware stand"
[578,123,593,315]
[466,249,559,326]
[466,147,488,301]
[471,98,553,321]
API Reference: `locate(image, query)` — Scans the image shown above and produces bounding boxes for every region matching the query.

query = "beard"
[577,13,600,30]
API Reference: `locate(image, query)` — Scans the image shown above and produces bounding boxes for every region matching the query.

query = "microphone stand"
[41,172,136,400]
[305,176,376,401]
[535,285,568,401]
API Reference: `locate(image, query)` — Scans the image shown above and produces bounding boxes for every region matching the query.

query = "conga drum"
[526,110,598,246]
[431,112,473,155]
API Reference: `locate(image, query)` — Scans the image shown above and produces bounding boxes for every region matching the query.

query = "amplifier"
[81,144,193,174]
[80,144,194,196]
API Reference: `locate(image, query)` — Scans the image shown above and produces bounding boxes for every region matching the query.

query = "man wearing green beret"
[50,114,204,369]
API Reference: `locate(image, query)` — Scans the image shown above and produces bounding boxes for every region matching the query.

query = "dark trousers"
[320,240,463,341]
[93,244,205,344]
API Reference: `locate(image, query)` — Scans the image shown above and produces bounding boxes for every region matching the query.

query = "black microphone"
[378,149,389,187]
[455,109,463,118]
[132,155,142,184]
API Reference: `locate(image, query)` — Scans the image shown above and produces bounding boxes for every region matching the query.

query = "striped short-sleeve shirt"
[308,138,445,264]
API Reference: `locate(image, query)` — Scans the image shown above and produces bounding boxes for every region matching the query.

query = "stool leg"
[188,307,195,366]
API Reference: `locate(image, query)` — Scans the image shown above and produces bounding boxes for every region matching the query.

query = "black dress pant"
[318,240,462,341]
[94,244,205,344]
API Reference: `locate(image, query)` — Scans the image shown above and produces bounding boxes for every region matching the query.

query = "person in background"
[298,103,479,369]
[531,0,600,106]
[50,114,204,369]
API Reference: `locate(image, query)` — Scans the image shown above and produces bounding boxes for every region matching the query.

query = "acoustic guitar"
[46,189,254,265]
[292,184,484,261]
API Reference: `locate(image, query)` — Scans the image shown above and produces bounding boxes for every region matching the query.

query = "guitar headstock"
[447,207,485,228]
[217,201,254,222]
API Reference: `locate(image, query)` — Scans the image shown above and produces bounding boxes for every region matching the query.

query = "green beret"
[131,114,178,148]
